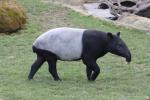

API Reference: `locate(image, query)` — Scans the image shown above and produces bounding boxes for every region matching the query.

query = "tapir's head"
[106,32,131,63]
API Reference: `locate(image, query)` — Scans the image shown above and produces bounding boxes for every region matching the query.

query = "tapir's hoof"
[88,78,95,82]
[28,78,32,80]
[54,78,62,81]
[28,76,33,80]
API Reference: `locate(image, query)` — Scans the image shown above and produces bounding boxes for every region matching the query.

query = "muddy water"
[83,3,115,18]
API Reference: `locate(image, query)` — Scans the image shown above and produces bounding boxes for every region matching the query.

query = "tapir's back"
[33,27,86,60]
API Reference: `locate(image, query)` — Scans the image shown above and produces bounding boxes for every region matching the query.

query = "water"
[83,3,115,18]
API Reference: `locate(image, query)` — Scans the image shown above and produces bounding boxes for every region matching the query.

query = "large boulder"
[97,0,150,18]
[0,0,27,33]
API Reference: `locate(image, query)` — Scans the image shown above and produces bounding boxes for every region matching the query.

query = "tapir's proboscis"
[28,27,131,81]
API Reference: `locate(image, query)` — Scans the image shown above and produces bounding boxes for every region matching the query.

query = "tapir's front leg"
[86,67,92,80]
[83,59,100,81]
[90,63,100,81]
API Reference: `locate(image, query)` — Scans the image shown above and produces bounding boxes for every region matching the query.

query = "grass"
[0,0,150,100]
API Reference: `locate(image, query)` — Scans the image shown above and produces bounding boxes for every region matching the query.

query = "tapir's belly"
[33,28,86,60]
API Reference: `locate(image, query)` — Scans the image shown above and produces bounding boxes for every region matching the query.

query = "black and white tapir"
[28,27,131,81]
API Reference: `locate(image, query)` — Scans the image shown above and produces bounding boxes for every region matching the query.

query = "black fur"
[28,29,131,81]
[28,46,61,81]
[81,30,110,80]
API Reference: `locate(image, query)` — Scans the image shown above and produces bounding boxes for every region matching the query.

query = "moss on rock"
[0,0,27,33]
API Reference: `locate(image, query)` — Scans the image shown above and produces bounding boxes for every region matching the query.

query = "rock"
[0,0,27,33]
[98,3,109,9]
[120,1,136,7]
[108,16,118,20]
[97,0,150,18]
[136,5,150,18]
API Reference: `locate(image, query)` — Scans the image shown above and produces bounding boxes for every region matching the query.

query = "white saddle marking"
[33,27,86,60]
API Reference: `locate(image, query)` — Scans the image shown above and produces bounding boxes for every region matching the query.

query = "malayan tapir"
[28,27,131,81]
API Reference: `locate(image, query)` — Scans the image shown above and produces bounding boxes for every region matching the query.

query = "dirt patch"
[118,14,150,34]
[42,0,83,6]
[36,2,76,31]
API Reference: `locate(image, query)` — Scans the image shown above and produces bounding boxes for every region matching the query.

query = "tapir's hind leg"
[28,55,45,80]
[47,57,61,81]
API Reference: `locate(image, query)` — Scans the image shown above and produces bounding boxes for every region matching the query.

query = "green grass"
[0,0,150,100]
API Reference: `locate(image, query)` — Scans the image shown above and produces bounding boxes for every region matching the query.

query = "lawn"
[0,0,150,100]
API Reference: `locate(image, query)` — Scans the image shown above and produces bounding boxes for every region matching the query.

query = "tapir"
[28,27,131,81]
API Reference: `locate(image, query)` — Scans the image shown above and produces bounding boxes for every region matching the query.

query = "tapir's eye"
[117,43,122,50]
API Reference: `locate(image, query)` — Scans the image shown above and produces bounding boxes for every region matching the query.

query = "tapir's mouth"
[126,58,131,63]
[126,53,131,63]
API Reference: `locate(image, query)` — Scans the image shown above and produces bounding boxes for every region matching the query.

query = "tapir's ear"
[116,32,120,37]
[107,32,113,39]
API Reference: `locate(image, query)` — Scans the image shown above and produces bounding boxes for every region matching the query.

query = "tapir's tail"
[32,46,36,53]
[32,46,55,59]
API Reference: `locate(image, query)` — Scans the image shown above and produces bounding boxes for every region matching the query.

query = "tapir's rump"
[33,27,86,60]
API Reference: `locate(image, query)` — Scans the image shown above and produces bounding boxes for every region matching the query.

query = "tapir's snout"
[126,51,131,63]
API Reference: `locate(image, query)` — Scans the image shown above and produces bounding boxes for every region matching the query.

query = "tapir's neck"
[82,30,110,59]
[103,37,112,55]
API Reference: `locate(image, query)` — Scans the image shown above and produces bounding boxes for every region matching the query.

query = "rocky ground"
[48,0,150,34]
